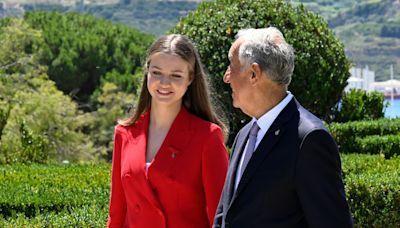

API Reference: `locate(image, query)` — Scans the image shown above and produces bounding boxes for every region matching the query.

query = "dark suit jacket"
[213,97,353,228]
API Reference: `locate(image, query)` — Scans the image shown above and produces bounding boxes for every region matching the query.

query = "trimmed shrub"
[328,118,400,153]
[341,153,399,178]
[332,89,387,123]
[355,134,400,158]
[342,154,400,227]
[0,205,107,227]
[346,172,400,227]
[0,164,110,218]
[1,156,399,227]
[172,0,350,142]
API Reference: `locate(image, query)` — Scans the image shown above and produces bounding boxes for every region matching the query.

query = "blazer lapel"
[125,111,168,212]
[231,99,298,202]
[149,107,195,172]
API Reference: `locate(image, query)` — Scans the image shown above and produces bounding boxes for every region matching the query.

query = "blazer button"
[171,152,176,159]
[134,203,141,213]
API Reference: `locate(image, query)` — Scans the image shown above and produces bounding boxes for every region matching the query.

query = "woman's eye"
[172,75,181,78]
[152,71,161,75]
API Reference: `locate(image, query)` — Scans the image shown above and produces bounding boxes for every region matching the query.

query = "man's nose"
[223,68,231,83]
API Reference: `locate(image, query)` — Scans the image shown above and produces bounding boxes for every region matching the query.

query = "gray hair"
[236,27,295,85]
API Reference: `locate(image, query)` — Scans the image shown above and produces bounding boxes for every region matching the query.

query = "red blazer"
[108,107,228,228]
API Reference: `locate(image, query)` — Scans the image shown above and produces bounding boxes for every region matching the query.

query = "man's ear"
[250,63,262,84]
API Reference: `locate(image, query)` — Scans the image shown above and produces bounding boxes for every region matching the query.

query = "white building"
[345,65,375,92]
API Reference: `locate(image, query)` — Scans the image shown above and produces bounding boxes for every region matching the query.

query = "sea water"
[385,99,400,118]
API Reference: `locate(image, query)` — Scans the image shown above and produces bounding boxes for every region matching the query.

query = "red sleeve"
[107,126,127,227]
[201,126,228,227]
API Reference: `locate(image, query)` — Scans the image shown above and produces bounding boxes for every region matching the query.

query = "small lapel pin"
[275,129,280,136]
[171,152,176,159]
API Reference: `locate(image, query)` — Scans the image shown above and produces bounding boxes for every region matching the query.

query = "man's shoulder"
[296,101,329,138]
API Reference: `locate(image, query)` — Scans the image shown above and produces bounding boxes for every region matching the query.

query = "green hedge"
[328,118,400,153]
[346,172,400,227]
[355,134,400,158]
[1,156,399,227]
[0,205,107,227]
[0,163,110,219]
[341,154,400,227]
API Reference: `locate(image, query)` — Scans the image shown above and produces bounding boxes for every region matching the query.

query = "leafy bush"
[332,89,387,123]
[0,19,96,163]
[328,118,400,153]
[18,121,49,164]
[172,0,350,142]
[0,105,10,141]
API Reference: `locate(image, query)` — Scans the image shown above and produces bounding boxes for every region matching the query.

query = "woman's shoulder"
[115,111,150,134]
[187,112,222,134]
[114,124,132,137]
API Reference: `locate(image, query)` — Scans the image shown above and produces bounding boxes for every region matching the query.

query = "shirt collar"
[251,92,293,136]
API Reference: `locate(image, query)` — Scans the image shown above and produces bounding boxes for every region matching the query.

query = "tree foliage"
[172,0,350,142]
[0,19,96,164]
[87,82,135,160]
[19,11,153,103]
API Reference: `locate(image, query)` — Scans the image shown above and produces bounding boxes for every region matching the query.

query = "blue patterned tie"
[236,122,260,188]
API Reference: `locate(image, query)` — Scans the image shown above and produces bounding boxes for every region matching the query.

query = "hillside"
[0,0,199,35]
[1,0,399,80]
[294,0,400,81]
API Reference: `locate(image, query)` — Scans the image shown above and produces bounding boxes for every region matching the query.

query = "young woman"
[107,34,228,228]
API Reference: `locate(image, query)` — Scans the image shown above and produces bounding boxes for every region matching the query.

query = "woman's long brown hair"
[119,34,228,139]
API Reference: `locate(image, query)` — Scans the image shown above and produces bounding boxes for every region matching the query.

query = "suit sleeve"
[202,127,229,228]
[295,129,353,228]
[107,127,127,227]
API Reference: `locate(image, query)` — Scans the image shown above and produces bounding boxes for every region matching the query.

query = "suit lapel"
[226,123,252,203]
[230,99,298,202]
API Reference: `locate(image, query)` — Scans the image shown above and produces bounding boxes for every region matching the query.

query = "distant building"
[345,65,375,92]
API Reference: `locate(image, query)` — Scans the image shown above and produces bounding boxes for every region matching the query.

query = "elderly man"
[213,27,353,228]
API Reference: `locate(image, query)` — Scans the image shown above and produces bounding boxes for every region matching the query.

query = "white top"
[235,92,293,189]
[145,162,151,173]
